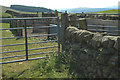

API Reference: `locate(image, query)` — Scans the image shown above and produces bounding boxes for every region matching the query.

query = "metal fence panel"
[0,17,60,64]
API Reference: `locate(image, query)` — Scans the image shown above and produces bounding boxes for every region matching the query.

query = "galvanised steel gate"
[0,17,60,64]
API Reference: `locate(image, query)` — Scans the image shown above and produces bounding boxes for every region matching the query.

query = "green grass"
[2,56,70,78]
[2,23,70,78]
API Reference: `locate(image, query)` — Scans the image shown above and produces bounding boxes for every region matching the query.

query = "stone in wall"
[101,36,116,48]
[90,33,102,49]
[114,37,120,51]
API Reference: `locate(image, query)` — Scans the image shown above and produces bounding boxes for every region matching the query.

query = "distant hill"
[10,5,54,12]
[91,9,118,13]
[58,7,113,13]
[0,5,38,18]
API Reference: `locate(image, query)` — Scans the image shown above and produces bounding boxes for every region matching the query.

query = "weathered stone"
[77,30,93,43]
[79,53,88,60]
[66,27,79,33]
[103,67,111,77]
[97,69,102,77]
[71,43,81,50]
[101,36,109,48]
[87,67,93,72]
[106,36,116,48]
[114,37,120,51]
[108,54,118,66]
[66,27,79,39]
[96,55,104,64]
[91,33,103,48]
[99,48,115,55]
[101,32,108,36]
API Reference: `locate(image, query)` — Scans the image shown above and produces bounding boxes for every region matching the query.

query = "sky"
[1,0,120,9]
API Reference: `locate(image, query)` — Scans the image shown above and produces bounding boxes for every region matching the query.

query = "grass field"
[1,23,70,78]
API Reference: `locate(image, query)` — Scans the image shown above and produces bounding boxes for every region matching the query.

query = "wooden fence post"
[61,13,69,52]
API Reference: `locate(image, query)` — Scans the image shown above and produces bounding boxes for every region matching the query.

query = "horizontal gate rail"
[0,27,24,30]
[87,25,117,28]
[27,33,57,37]
[0,51,57,59]
[0,57,48,64]
[0,25,57,30]
[28,46,57,51]
[1,46,57,54]
[0,40,57,47]
[0,36,24,39]
[0,33,57,39]
[0,17,58,20]
[1,49,25,54]
[88,29,109,32]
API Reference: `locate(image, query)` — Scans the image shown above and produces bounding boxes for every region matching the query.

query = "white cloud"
[1,0,120,9]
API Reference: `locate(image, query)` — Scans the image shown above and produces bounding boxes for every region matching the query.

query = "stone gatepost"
[61,13,69,51]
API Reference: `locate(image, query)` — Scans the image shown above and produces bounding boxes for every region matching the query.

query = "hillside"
[90,9,118,13]
[59,7,113,13]
[0,5,12,18]
[0,5,38,18]
[10,5,54,12]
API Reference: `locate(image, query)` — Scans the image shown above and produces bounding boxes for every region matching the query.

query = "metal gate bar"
[0,40,57,47]
[0,25,57,30]
[1,46,57,54]
[0,33,57,39]
[0,51,57,59]
[24,20,28,60]
[0,57,47,64]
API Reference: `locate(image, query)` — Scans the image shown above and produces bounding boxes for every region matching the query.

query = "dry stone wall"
[64,26,120,78]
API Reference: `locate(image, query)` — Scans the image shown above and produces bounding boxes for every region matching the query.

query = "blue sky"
[1,0,120,9]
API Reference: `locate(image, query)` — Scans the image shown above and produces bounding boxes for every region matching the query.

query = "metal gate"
[0,17,60,64]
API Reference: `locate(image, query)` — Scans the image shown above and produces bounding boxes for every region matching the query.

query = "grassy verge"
[2,55,70,78]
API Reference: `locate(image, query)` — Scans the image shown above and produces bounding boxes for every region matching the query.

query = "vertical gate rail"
[0,17,60,64]
[24,20,28,60]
